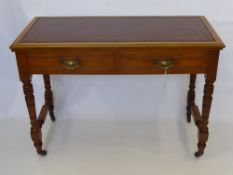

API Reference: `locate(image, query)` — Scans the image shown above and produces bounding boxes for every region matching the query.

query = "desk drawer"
[26,49,210,74]
[118,50,208,74]
[27,53,116,74]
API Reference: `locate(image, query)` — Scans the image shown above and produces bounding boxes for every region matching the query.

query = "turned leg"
[43,74,55,121]
[22,78,47,155]
[186,74,197,123]
[194,75,215,157]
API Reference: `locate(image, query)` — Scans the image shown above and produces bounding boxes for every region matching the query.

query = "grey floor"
[1,117,233,175]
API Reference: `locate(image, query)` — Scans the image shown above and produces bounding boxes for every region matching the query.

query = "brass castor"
[194,150,204,158]
[186,114,191,123]
[37,150,47,156]
[50,112,56,122]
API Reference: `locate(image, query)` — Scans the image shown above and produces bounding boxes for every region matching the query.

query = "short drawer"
[27,53,116,74]
[118,50,209,74]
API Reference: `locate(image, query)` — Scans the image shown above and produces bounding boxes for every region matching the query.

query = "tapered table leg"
[43,74,55,121]
[186,74,197,123]
[22,78,47,155]
[194,74,215,157]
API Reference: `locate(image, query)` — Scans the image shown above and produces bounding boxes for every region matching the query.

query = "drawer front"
[27,53,116,74]
[26,49,210,74]
[118,50,209,74]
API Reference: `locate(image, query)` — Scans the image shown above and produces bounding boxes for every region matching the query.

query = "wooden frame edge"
[200,16,225,49]
[10,17,39,51]
[10,16,225,51]
[11,41,225,50]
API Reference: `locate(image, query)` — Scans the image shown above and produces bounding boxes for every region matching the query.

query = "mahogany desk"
[10,16,225,157]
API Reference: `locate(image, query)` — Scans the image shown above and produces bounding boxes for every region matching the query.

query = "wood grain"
[43,75,55,121]
[22,78,47,155]
[186,74,197,122]
[10,16,225,157]
[10,16,225,50]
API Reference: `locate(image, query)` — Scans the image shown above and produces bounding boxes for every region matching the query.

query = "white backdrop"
[1,1,233,175]
[0,0,233,121]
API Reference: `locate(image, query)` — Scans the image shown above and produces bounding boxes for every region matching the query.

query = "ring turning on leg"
[186,74,197,123]
[195,75,214,157]
[22,78,47,155]
[43,74,56,122]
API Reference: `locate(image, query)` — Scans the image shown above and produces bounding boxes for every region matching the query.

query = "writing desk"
[10,16,225,157]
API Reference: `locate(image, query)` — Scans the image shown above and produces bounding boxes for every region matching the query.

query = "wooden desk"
[10,16,225,157]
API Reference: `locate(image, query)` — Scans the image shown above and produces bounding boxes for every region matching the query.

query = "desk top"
[10,16,225,50]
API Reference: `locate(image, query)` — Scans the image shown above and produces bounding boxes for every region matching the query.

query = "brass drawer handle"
[59,59,80,70]
[154,58,175,70]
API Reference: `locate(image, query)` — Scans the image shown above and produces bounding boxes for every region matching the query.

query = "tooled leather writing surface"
[21,17,214,43]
